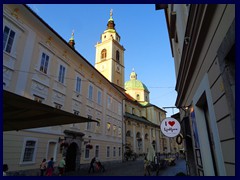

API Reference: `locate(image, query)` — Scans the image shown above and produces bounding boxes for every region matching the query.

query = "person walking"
[40,158,47,176]
[3,164,8,176]
[58,157,66,176]
[46,157,54,176]
[144,156,151,176]
[88,157,96,173]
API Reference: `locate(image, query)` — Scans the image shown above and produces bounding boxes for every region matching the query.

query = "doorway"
[65,142,78,172]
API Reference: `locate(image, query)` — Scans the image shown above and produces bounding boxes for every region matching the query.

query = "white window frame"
[97,89,102,105]
[85,145,90,159]
[76,75,82,94]
[58,64,66,84]
[3,25,16,54]
[95,145,99,158]
[20,137,38,164]
[39,52,50,74]
[88,84,94,101]
[107,95,112,109]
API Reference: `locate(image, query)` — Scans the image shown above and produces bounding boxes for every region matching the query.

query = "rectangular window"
[107,146,110,157]
[58,65,65,84]
[85,145,90,159]
[113,147,116,157]
[3,26,15,53]
[88,85,93,100]
[95,145,99,158]
[86,115,92,130]
[118,102,122,115]
[118,147,121,157]
[23,140,36,162]
[107,96,111,109]
[40,53,49,74]
[97,90,102,105]
[76,77,82,93]
[86,122,91,130]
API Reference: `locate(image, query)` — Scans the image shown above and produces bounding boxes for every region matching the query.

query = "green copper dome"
[125,71,149,92]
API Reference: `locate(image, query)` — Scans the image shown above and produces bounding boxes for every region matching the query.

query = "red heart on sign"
[168,121,175,126]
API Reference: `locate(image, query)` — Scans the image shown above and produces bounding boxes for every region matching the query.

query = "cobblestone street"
[64,158,187,176]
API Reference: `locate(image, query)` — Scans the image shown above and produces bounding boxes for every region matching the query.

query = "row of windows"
[85,145,121,159]
[101,49,120,63]
[20,139,122,164]
[86,121,122,137]
[4,25,121,115]
[20,138,56,164]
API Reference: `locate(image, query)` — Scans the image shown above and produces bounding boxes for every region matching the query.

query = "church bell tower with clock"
[95,9,125,89]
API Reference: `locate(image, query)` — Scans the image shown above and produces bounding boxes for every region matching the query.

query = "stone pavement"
[64,158,187,176]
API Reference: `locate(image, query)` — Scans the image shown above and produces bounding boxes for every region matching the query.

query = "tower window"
[136,94,140,100]
[116,50,120,63]
[101,49,107,59]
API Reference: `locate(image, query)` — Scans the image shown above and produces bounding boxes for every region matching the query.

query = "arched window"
[116,50,120,63]
[126,130,131,137]
[145,133,149,140]
[101,49,107,59]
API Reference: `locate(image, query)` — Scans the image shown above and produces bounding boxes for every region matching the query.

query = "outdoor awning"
[3,90,97,131]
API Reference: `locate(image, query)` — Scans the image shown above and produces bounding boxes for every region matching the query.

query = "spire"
[68,30,75,49]
[107,9,115,30]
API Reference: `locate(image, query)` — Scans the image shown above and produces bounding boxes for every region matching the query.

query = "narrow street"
[64,158,187,176]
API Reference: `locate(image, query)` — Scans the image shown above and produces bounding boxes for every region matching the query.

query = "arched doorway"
[65,142,78,172]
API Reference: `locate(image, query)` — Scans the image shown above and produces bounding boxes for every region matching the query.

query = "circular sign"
[160,118,181,137]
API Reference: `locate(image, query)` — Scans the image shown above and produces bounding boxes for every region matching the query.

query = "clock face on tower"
[116,64,121,73]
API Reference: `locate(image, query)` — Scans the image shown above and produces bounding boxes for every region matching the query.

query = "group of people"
[40,157,66,176]
[88,157,105,173]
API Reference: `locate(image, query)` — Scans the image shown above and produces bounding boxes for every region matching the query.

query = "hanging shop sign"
[160,117,181,138]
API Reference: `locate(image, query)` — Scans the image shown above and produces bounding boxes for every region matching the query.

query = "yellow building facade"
[3,4,125,174]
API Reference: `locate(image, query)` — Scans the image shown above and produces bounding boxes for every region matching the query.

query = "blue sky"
[27,4,179,117]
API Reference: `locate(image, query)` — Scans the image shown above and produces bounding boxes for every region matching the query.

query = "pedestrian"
[58,157,66,176]
[96,159,105,172]
[40,158,47,176]
[144,156,150,176]
[3,164,8,176]
[88,157,96,173]
[46,157,54,176]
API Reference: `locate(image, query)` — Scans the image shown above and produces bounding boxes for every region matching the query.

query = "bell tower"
[95,9,125,89]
